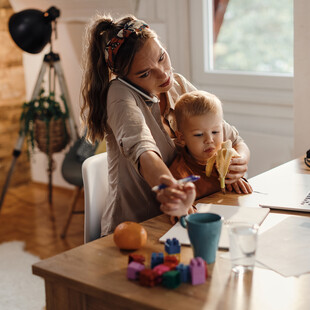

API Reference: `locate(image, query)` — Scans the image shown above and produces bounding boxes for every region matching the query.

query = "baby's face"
[178,111,223,165]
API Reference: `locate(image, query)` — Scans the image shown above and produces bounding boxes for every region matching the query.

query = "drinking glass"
[227,222,259,273]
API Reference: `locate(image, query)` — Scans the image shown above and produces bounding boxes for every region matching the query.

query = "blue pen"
[151,175,200,192]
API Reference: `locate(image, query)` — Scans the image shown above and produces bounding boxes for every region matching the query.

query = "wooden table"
[33,157,310,310]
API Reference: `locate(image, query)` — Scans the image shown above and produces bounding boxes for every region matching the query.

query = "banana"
[205,140,240,194]
[205,154,216,177]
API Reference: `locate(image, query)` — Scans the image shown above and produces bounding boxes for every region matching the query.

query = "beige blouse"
[101,73,242,235]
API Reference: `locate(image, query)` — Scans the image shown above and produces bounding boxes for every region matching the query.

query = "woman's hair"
[175,90,223,131]
[80,14,157,143]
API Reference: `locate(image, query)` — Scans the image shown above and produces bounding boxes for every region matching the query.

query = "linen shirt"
[101,73,242,235]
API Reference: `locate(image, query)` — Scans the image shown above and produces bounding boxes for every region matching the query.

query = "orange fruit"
[113,221,147,250]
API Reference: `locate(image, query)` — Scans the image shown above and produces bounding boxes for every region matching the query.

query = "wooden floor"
[0,182,84,259]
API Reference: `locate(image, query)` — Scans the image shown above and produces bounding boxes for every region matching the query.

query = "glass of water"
[227,222,259,274]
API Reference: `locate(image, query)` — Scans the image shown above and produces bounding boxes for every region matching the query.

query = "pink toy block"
[127,261,145,280]
[190,257,206,285]
[153,264,171,284]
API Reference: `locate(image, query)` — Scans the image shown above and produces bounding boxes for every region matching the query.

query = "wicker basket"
[34,118,70,154]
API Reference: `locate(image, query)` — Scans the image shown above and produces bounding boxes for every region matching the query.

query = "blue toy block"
[164,238,181,255]
[190,257,206,285]
[151,252,164,269]
[176,263,191,283]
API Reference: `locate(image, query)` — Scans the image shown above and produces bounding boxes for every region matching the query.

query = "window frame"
[189,0,293,105]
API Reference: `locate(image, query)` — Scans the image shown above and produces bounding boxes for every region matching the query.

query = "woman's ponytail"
[81,15,116,143]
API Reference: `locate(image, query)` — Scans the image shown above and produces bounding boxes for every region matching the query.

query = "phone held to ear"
[118,77,159,104]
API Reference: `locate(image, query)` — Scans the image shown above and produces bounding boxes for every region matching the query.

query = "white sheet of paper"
[159,203,270,249]
[256,215,310,277]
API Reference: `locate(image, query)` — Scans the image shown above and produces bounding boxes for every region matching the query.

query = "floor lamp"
[0,6,78,210]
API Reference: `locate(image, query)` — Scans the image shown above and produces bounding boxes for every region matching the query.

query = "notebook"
[258,174,310,212]
[159,203,270,249]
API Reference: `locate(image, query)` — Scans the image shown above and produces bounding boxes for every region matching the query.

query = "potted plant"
[20,88,70,156]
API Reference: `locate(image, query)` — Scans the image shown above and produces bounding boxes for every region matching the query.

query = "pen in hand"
[151,175,200,192]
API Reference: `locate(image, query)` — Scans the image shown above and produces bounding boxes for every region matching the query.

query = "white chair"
[82,152,108,243]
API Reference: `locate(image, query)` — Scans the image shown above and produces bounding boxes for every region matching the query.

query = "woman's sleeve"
[222,120,244,146]
[107,82,161,171]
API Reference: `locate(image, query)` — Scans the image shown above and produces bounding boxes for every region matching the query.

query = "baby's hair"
[175,90,223,131]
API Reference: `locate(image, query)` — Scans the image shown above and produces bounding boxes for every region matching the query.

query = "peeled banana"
[205,140,240,194]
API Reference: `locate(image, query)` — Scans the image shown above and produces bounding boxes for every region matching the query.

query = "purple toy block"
[151,252,164,268]
[176,263,191,283]
[190,257,206,285]
[127,261,145,280]
[164,238,181,255]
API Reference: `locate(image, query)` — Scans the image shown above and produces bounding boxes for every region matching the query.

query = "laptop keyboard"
[301,191,310,206]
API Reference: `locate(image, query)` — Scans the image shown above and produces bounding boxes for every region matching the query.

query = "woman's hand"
[169,205,197,225]
[155,175,196,218]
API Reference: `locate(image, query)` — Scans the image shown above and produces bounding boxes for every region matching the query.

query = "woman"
[81,15,250,236]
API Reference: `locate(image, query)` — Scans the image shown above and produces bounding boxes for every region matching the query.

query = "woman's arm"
[139,151,196,216]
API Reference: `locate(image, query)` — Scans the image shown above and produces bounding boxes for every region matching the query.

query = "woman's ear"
[175,130,186,146]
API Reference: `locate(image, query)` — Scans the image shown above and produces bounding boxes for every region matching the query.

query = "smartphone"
[118,77,159,104]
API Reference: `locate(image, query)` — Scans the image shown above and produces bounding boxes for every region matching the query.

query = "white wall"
[294,0,310,157]
[9,0,138,188]
[9,0,309,186]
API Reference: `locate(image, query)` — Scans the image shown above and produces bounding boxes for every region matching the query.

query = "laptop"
[159,203,270,249]
[258,174,310,212]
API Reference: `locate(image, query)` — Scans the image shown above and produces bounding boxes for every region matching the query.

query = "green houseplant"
[20,88,70,156]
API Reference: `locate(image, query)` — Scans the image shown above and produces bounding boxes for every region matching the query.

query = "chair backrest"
[82,152,108,243]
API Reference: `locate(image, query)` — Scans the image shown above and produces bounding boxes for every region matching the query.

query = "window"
[190,0,293,103]
[212,0,293,74]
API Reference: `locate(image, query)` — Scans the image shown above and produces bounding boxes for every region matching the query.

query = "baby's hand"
[225,157,249,184]
[226,178,253,194]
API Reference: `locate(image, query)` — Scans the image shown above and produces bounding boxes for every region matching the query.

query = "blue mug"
[180,213,222,264]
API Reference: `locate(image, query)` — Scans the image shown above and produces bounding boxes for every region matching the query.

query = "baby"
[169,90,252,199]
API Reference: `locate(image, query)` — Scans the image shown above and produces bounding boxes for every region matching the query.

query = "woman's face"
[126,37,173,97]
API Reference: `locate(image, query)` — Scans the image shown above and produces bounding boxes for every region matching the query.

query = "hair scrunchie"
[104,19,149,71]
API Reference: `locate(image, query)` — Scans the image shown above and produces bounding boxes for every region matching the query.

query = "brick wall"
[0,0,31,189]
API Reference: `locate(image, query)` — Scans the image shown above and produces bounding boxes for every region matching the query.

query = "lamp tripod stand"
[0,51,79,210]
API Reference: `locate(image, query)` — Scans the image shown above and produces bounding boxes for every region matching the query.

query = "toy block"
[139,269,156,287]
[164,238,181,255]
[127,261,145,280]
[128,254,145,265]
[152,264,170,284]
[176,264,191,283]
[163,255,178,269]
[151,252,164,269]
[162,270,181,289]
[190,257,206,285]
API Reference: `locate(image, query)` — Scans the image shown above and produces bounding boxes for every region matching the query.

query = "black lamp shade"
[9,9,53,54]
